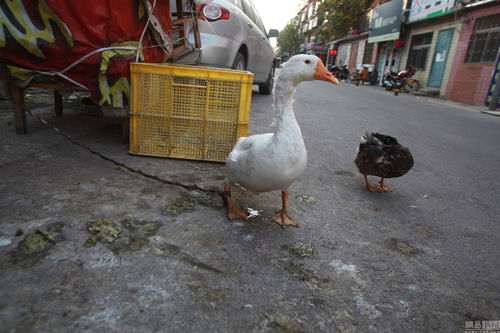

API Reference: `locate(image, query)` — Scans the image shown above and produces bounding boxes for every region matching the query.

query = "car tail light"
[196,4,230,21]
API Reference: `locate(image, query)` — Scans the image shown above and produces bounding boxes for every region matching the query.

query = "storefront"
[368,0,404,84]
[401,0,460,97]
[445,2,500,106]
[304,43,327,63]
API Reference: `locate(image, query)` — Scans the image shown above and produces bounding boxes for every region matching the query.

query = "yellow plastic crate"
[129,63,253,162]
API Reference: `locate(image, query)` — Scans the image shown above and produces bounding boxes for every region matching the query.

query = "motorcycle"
[382,65,420,95]
[327,64,349,81]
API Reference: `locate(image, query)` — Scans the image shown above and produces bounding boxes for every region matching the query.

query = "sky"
[251,0,303,31]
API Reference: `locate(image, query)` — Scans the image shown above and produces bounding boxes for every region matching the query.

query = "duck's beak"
[314,60,339,84]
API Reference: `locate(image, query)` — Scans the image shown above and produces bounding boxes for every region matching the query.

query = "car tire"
[231,52,246,70]
[258,65,275,95]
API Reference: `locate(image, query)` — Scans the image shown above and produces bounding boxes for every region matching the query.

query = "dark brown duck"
[354,133,414,192]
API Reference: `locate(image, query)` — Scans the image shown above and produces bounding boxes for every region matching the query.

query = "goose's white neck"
[274,74,296,111]
[272,73,303,141]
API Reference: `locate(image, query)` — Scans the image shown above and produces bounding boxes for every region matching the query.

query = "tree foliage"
[276,21,303,57]
[317,0,367,42]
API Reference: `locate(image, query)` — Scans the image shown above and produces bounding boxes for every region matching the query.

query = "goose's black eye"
[305,60,311,64]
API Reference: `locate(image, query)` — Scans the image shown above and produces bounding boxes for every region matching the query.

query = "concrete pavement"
[1,82,499,332]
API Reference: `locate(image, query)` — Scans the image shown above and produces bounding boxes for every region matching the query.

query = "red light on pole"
[329,49,337,55]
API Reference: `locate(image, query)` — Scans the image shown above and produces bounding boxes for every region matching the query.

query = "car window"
[241,0,266,34]
[241,0,257,24]
[251,3,267,35]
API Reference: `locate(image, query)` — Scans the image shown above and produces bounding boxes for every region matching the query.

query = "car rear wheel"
[231,52,246,70]
[258,65,275,95]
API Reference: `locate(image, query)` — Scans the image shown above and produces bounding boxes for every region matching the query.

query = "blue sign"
[485,51,500,107]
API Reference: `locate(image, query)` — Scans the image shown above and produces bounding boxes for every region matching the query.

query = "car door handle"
[248,22,253,28]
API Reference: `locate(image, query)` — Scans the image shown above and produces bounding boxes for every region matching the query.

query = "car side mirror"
[267,29,279,38]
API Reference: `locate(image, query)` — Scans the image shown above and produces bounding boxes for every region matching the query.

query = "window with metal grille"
[407,32,433,70]
[465,13,500,63]
[362,41,374,64]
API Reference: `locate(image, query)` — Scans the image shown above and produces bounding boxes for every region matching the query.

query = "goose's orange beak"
[314,60,339,84]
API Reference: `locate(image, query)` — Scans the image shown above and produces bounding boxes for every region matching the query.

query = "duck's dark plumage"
[355,133,414,178]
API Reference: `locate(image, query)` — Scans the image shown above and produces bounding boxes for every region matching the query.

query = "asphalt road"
[0,80,499,332]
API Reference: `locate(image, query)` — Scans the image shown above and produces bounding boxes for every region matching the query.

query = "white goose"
[223,55,339,227]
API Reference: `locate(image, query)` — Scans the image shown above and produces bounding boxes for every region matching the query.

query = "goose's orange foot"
[227,205,248,221]
[272,210,299,228]
[223,184,248,221]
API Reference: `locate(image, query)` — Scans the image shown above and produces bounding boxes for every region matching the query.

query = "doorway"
[428,28,454,87]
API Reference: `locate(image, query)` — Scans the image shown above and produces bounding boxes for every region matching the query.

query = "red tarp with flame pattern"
[0,0,173,107]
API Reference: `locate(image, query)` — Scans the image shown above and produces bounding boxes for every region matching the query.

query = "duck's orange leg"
[378,178,393,192]
[223,184,248,220]
[363,174,381,192]
[272,191,299,228]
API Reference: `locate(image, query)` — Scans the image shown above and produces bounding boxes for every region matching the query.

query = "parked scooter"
[327,64,349,81]
[382,65,420,95]
[350,65,377,86]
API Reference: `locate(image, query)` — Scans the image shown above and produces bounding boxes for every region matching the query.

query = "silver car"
[194,0,278,94]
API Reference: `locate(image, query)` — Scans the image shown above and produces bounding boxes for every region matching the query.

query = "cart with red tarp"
[0,0,200,133]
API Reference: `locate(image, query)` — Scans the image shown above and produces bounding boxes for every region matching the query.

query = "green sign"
[368,0,403,43]
[409,0,456,23]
